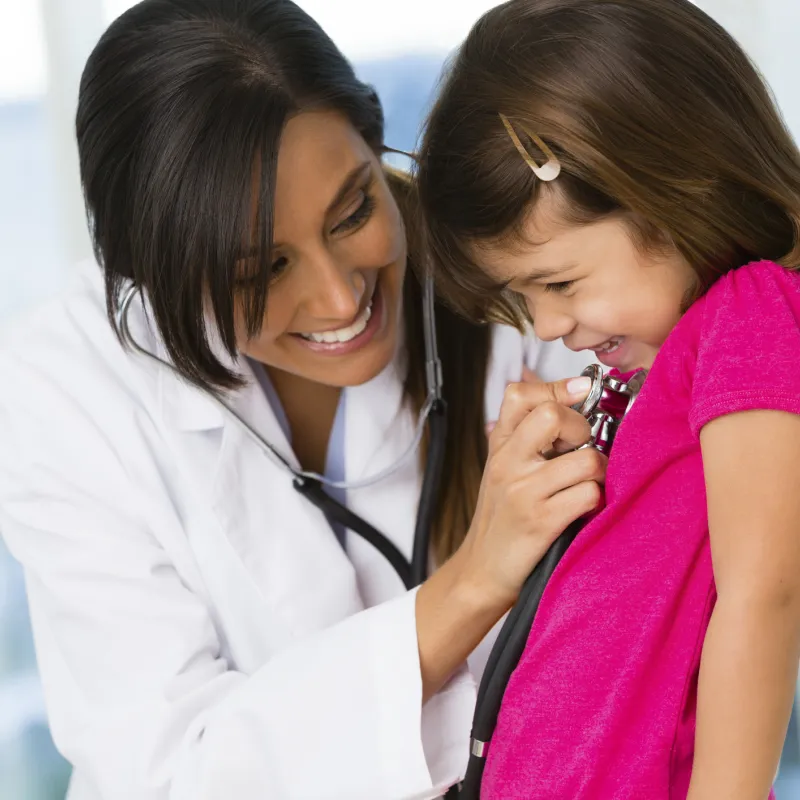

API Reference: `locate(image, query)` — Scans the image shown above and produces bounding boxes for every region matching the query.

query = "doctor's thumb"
[554,374,593,405]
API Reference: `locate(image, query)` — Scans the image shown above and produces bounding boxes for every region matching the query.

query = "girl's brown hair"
[416,0,800,326]
[387,168,490,565]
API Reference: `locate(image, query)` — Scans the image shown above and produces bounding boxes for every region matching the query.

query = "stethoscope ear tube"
[452,518,585,799]
[411,271,448,586]
[410,398,447,586]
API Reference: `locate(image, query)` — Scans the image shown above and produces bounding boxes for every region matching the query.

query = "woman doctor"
[0,1,600,798]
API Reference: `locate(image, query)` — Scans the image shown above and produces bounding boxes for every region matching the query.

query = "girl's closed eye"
[333,190,376,234]
[544,280,575,294]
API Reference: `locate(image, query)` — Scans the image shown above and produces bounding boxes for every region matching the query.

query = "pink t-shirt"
[483,261,800,799]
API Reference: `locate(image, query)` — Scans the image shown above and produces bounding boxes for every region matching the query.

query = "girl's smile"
[474,190,698,373]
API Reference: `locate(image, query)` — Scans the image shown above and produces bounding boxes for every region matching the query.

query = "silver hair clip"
[498,113,561,182]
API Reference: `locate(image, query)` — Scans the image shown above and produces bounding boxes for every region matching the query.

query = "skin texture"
[472,189,800,799]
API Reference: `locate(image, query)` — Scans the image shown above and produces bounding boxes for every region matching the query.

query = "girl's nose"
[529,297,577,343]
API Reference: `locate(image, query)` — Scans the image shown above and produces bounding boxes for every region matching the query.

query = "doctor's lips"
[291,283,384,355]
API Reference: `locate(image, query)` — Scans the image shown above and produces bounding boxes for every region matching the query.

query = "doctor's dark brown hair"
[416,0,800,326]
[76,0,488,564]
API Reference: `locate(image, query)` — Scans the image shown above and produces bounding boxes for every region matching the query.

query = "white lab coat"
[0,260,591,800]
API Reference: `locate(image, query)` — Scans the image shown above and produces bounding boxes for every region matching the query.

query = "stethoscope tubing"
[452,518,584,798]
[115,280,446,589]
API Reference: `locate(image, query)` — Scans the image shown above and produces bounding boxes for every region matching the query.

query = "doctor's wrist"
[416,551,512,703]
[449,539,520,616]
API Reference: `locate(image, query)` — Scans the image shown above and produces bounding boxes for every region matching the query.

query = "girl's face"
[237,110,407,387]
[474,191,697,372]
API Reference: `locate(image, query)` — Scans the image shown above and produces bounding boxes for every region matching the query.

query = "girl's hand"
[458,376,606,610]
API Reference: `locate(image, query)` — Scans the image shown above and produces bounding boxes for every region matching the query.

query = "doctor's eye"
[544,280,575,294]
[268,256,289,282]
[332,190,377,235]
[234,256,290,289]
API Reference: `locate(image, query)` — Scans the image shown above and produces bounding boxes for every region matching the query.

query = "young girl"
[417,0,800,798]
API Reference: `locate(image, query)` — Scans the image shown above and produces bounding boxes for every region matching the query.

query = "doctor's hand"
[485,366,542,438]
[462,376,606,610]
[416,376,606,701]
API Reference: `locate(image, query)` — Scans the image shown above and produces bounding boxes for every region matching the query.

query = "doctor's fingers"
[498,401,592,463]
[488,445,605,510]
[537,479,605,535]
[524,447,607,501]
[485,368,543,437]
[490,377,592,453]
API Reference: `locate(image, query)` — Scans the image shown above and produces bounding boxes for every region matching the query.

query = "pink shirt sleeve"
[688,261,800,438]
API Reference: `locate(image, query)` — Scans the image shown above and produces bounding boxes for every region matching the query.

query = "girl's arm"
[689,408,800,800]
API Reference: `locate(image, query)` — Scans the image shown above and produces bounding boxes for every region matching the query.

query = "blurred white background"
[0,2,799,798]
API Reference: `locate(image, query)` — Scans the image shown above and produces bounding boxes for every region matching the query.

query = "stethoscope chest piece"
[572,364,648,455]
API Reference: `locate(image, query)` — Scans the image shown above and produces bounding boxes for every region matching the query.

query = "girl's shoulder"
[701,258,800,310]
[688,259,800,357]
[684,260,800,438]
[675,259,800,353]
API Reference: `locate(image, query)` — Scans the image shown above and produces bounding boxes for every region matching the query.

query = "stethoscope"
[116,271,446,590]
[119,272,648,796]
[448,364,648,800]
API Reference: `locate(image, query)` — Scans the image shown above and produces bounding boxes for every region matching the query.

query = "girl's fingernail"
[485,422,497,436]
[567,376,593,396]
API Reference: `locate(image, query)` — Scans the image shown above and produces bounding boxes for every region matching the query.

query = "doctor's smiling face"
[236,110,407,388]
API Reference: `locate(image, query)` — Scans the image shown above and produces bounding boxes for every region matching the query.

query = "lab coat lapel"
[207,367,366,659]
[149,311,364,670]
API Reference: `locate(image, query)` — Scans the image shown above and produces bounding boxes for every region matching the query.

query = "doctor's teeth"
[300,300,372,344]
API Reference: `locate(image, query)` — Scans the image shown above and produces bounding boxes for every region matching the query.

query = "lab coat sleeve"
[0,364,475,800]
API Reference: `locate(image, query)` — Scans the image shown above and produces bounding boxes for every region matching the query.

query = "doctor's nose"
[302,254,365,324]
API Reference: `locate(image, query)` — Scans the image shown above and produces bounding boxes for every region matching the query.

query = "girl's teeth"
[300,301,372,344]
[597,338,622,353]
